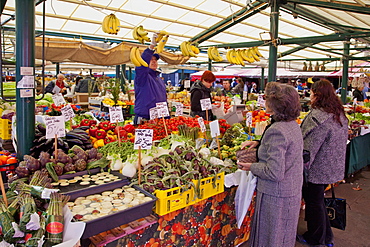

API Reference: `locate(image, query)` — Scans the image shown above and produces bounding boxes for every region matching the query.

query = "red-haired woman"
[297,79,348,247]
[190,70,216,120]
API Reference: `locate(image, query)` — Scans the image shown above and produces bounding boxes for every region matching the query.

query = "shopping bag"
[235,171,257,228]
[324,184,346,230]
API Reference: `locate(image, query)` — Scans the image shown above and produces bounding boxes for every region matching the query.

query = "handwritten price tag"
[184,80,191,88]
[134,129,153,150]
[109,106,124,123]
[52,93,66,106]
[246,112,252,127]
[210,120,220,138]
[200,98,212,111]
[61,104,75,121]
[257,94,265,107]
[45,116,65,139]
[174,103,183,116]
[149,107,158,120]
[156,102,169,117]
[198,117,206,133]
[243,91,248,101]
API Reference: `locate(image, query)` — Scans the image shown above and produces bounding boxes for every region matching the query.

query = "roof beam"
[190,2,269,44]
[279,44,317,57]
[278,56,369,62]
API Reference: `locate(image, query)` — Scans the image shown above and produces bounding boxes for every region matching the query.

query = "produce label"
[210,120,220,138]
[174,103,183,117]
[52,85,61,94]
[198,117,206,133]
[257,94,265,107]
[45,116,65,139]
[156,102,169,117]
[246,112,252,127]
[52,93,66,106]
[20,89,33,98]
[109,106,124,123]
[149,107,158,120]
[17,75,35,88]
[134,129,153,150]
[184,80,191,88]
[200,98,212,111]
[46,216,64,234]
[20,67,34,76]
[243,91,248,101]
[61,104,75,121]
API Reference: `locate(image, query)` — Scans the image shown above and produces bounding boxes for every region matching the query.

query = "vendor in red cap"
[133,33,167,125]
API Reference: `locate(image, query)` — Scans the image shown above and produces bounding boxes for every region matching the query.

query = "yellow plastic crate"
[154,172,225,216]
[196,172,225,202]
[154,185,197,216]
[0,119,11,140]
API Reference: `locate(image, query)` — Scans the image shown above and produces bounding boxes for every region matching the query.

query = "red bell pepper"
[89,120,97,126]
[109,122,117,130]
[98,121,111,131]
[104,136,115,144]
[80,119,91,126]
[123,124,135,134]
[96,130,107,139]
[89,125,98,137]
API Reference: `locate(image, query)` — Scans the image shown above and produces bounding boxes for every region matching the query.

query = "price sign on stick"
[210,120,220,138]
[52,93,66,106]
[184,80,191,89]
[134,129,153,150]
[353,98,357,105]
[175,103,183,116]
[109,106,124,123]
[156,102,169,117]
[200,98,212,111]
[246,112,252,127]
[149,107,159,120]
[257,94,265,107]
[243,91,248,101]
[61,104,75,121]
[198,117,206,133]
[45,116,65,139]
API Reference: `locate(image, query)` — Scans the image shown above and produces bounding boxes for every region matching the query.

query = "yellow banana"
[186,42,196,57]
[180,41,189,56]
[211,47,223,62]
[240,49,248,61]
[236,50,245,65]
[250,47,260,62]
[156,35,168,53]
[191,45,200,55]
[231,49,242,65]
[102,15,110,34]
[110,15,117,35]
[155,30,168,42]
[226,50,233,64]
[137,25,148,37]
[132,27,139,40]
[130,47,141,67]
[253,46,263,57]
[207,47,214,61]
[246,48,256,63]
[242,49,252,63]
[135,47,148,67]
[109,15,116,34]
[113,15,120,34]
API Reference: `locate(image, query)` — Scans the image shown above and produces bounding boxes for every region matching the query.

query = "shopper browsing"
[134,33,167,125]
[297,79,348,247]
[237,81,303,247]
[45,73,70,94]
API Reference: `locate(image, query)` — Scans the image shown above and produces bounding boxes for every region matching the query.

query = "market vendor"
[190,70,215,121]
[134,33,167,125]
[45,73,70,94]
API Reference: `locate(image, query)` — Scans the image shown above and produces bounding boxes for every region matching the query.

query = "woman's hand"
[237,162,252,171]
[241,140,258,150]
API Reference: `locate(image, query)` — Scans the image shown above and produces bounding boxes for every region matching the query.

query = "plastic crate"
[0,119,11,140]
[196,172,225,202]
[154,185,197,216]
[154,172,225,216]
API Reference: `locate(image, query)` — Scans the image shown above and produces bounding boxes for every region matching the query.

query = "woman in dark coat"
[190,71,215,121]
[238,81,303,247]
[297,79,348,247]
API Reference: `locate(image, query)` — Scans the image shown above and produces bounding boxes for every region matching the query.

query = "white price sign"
[156,102,169,117]
[149,107,159,120]
[52,93,66,106]
[174,103,183,117]
[134,129,153,150]
[210,120,220,138]
[257,94,265,107]
[109,106,124,123]
[200,98,212,111]
[17,76,35,88]
[61,104,76,121]
[45,116,65,139]
[184,80,191,88]
[243,91,248,101]
[198,117,206,133]
[246,112,253,127]
[353,98,357,105]
[52,85,61,94]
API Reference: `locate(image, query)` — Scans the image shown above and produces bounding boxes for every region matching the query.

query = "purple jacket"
[134,48,167,119]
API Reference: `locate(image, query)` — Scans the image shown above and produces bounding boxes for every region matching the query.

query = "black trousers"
[302,182,333,245]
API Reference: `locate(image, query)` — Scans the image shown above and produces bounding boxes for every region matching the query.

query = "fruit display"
[132,25,151,44]
[226,47,263,65]
[180,41,199,57]
[69,186,153,222]
[130,47,148,67]
[102,14,120,35]
[207,47,223,62]
[167,91,190,106]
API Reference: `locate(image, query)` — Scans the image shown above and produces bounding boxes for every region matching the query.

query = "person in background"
[363,83,369,100]
[250,83,258,93]
[231,78,238,88]
[75,75,99,93]
[190,70,215,121]
[297,79,348,247]
[45,73,70,94]
[231,78,245,96]
[222,79,232,96]
[134,33,167,124]
[352,81,364,101]
[214,80,223,89]
[237,81,303,247]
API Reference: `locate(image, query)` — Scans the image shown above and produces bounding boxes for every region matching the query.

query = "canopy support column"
[341,40,350,104]
[268,0,280,83]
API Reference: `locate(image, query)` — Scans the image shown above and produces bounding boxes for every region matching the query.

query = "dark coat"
[75,77,99,93]
[190,81,213,121]
[300,108,348,184]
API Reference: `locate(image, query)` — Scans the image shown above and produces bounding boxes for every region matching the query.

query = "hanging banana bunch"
[132,25,151,44]
[180,41,198,57]
[102,14,120,35]
[155,32,170,53]
[130,47,148,67]
[207,47,223,62]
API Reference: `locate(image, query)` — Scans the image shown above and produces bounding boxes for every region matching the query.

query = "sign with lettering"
[17,76,35,88]
[200,98,212,111]
[149,107,158,120]
[198,117,206,133]
[45,116,65,139]
[174,103,183,117]
[210,120,220,138]
[52,93,66,106]
[109,106,124,123]
[134,129,153,150]
[257,94,265,107]
[156,102,169,117]
[246,112,252,127]
[61,104,75,121]
[184,80,191,88]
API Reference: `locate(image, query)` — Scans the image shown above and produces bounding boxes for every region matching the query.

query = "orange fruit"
[6,157,17,164]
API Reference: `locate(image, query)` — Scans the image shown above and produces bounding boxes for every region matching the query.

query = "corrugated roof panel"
[122,0,162,14]
[196,1,230,14]
[62,20,100,34]
[152,5,188,20]
[164,23,193,36]
[168,0,204,8]
[139,18,170,30]
[35,16,66,30]
[179,11,213,25]
[35,1,75,17]
[116,13,146,27]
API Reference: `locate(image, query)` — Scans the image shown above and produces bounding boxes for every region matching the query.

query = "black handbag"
[324,184,346,230]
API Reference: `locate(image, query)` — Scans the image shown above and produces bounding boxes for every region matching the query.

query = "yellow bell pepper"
[93,139,105,149]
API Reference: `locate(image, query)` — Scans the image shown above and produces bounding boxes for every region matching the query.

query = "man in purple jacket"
[134,34,167,125]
